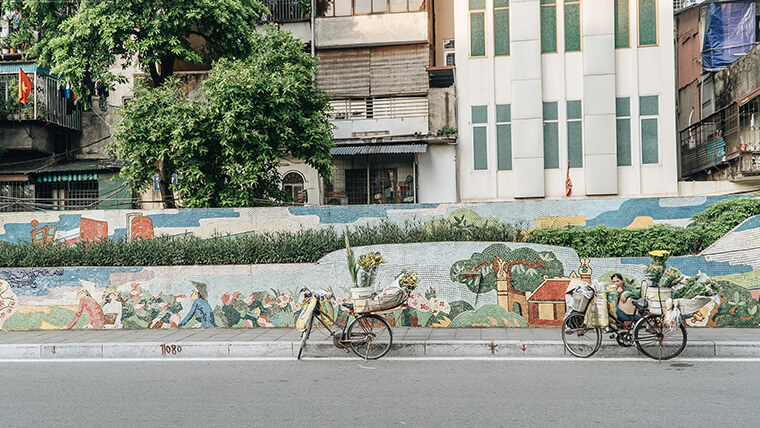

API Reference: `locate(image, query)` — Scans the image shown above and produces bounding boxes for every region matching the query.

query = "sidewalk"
[0,327,758,359]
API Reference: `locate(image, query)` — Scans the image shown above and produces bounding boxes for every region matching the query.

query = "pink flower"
[153,291,163,299]
[257,316,274,327]
[243,319,254,328]
[430,298,450,315]
[134,303,145,312]
[290,301,302,312]
[9,301,14,306]
[158,303,168,310]
[244,295,256,306]
[264,298,274,308]
[276,293,290,308]
[176,294,186,302]
[169,313,181,328]
[221,293,231,305]
[231,292,241,300]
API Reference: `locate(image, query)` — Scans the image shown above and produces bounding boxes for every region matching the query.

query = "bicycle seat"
[633,299,648,311]
[342,302,354,310]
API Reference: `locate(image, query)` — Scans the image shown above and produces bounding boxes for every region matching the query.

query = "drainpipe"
[311,0,315,58]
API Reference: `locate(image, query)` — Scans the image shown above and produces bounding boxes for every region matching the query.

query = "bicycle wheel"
[561,312,601,358]
[633,314,687,360]
[346,314,393,360]
[297,314,314,360]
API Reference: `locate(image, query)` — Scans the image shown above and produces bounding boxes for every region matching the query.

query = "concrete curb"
[0,340,757,360]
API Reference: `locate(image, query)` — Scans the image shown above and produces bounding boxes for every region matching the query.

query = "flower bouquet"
[357,251,386,290]
[397,270,419,292]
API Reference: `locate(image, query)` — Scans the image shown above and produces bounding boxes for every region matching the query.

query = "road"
[3,358,759,427]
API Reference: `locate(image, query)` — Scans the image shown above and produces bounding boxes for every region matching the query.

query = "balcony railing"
[680,104,738,177]
[262,0,308,22]
[0,64,82,131]
[329,95,428,121]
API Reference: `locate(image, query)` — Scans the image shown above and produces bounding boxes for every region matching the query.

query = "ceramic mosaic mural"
[0,196,742,244]
[1,195,759,330]
[1,236,758,330]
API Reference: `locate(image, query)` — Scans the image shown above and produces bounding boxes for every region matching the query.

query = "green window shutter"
[616,97,630,117]
[494,0,509,6]
[496,104,511,123]
[470,0,486,9]
[638,0,657,46]
[473,126,488,170]
[494,8,510,56]
[568,121,582,167]
[544,122,559,168]
[639,95,658,115]
[641,118,659,164]
[497,124,512,170]
[614,0,629,48]
[541,2,557,53]
[470,12,486,57]
[564,0,581,52]
[616,118,631,166]
[472,105,488,124]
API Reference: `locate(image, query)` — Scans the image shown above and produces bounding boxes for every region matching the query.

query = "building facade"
[454,0,678,200]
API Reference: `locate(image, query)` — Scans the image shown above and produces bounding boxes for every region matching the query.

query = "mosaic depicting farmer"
[177,281,217,328]
[0,279,18,329]
[65,288,105,329]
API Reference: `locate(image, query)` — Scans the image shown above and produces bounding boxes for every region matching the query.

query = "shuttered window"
[473,105,488,170]
[496,104,512,170]
[564,0,581,51]
[494,0,510,56]
[638,0,657,46]
[541,0,557,53]
[615,0,629,48]
[470,0,486,57]
[640,95,659,164]
[543,102,559,168]
[567,100,583,167]
[616,97,631,166]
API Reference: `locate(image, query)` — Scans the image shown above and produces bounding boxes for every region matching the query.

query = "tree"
[6,0,267,90]
[111,28,334,207]
[450,244,564,313]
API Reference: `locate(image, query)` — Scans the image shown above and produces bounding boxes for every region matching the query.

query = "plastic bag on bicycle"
[296,297,318,330]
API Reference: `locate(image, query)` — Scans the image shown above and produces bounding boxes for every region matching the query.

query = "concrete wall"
[714,44,760,110]
[417,143,457,203]
[315,12,428,48]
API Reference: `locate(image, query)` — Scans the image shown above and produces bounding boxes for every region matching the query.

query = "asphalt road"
[3,359,759,427]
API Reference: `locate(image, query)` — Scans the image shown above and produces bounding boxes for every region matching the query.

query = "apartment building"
[454,0,677,200]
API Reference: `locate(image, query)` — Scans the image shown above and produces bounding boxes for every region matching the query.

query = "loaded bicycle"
[296,286,403,360]
[562,292,688,360]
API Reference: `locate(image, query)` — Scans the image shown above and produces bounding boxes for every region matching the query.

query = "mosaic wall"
[1,237,758,330]
[0,196,742,244]
[1,195,758,329]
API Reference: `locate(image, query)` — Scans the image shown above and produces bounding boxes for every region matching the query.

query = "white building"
[453,0,677,200]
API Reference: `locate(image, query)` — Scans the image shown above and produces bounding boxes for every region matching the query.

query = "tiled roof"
[529,278,571,302]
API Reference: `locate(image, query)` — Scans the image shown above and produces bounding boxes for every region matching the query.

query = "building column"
[510,0,545,198]
[582,0,618,194]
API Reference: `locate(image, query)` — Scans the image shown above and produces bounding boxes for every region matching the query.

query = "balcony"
[329,94,428,138]
[315,11,428,48]
[261,0,308,23]
[0,63,82,131]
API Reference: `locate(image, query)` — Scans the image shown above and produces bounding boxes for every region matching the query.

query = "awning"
[330,143,427,156]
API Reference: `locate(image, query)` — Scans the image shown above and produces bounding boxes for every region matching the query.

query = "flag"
[565,164,573,197]
[18,68,32,105]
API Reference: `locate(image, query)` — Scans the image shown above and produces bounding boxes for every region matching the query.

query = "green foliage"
[111,28,334,207]
[449,304,528,327]
[11,0,268,93]
[712,280,760,327]
[686,197,760,248]
[436,126,457,136]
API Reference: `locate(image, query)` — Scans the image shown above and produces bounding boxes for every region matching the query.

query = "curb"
[0,340,759,360]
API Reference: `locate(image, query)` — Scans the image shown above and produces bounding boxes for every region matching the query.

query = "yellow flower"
[648,250,670,258]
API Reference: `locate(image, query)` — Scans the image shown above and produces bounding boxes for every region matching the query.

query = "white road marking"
[0,356,759,363]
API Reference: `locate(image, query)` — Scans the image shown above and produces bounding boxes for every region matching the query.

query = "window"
[472,105,488,170]
[541,0,557,53]
[543,102,559,168]
[614,0,629,48]
[640,95,659,164]
[443,39,456,66]
[470,0,486,57]
[616,97,631,166]
[36,179,99,210]
[324,0,426,16]
[282,172,306,203]
[638,0,657,46]
[0,181,34,212]
[567,100,583,167]
[494,0,510,56]
[496,104,512,170]
[564,0,581,51]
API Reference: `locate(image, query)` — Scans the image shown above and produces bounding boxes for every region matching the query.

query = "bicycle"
[296,286,395,360]
[562,298,687,360]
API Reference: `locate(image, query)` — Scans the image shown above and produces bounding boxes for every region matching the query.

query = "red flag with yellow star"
[18,68,32,105]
